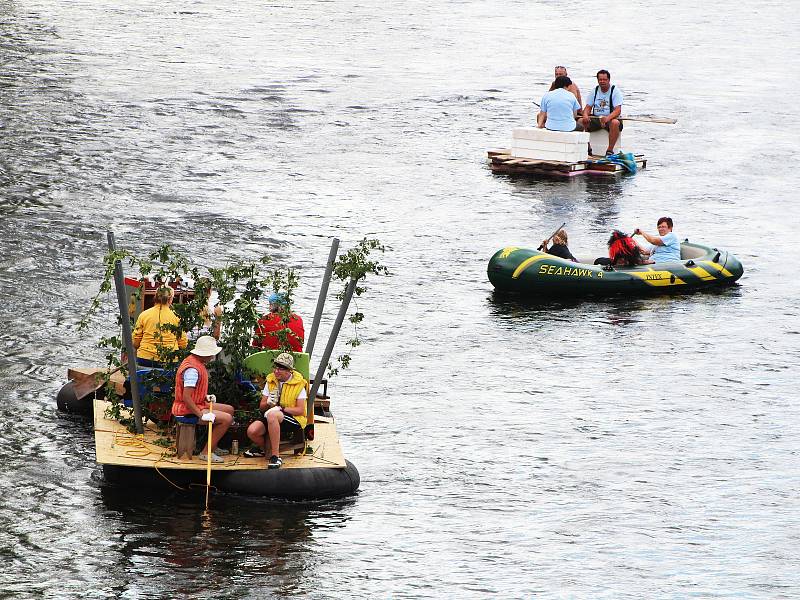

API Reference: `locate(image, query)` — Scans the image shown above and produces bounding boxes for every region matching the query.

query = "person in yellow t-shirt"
[132,286,187,367]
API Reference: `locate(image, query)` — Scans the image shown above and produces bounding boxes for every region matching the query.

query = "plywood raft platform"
[93,399,346,471]
[487,148,646,177]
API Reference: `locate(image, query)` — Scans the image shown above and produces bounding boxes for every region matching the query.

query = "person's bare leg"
[266,411,282,457]
[246,421,267,452]
[607,120,621,153]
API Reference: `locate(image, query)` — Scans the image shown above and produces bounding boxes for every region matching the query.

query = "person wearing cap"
[252,292,304,353]
[171,335,235,463]
[132,285,188,367]
[243,352,309,469]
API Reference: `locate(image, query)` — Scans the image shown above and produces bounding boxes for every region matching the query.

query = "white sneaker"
[198,452,223,464]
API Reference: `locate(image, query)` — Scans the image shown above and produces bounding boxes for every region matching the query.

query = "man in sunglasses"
[244,352,309,468]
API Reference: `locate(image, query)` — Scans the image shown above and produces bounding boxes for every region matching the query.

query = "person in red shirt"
[252,292,304,352]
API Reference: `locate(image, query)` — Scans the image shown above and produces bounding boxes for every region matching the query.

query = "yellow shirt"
[132,304,187,361]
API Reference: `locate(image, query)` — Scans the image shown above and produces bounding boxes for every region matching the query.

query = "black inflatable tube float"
[102,460,360,500]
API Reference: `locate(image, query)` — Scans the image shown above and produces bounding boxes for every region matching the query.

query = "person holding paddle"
[633,217,681,263]
[579,69,624,156]
[171,335,235,464]
[541,228,577,261]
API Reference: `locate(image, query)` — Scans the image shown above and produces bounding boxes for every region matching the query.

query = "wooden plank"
[69,367,126,395]
[93,399,346,470]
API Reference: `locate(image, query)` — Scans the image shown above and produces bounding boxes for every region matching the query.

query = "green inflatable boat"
[488,240,743,297]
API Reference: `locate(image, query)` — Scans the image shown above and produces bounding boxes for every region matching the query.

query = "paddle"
[581,114,677,125]
[203,395,216,512]
[538,222,566,251]
[71,366,123,400]
[620,115,677,124]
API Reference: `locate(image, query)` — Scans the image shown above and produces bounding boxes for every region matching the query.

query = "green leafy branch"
[327,238,388,377]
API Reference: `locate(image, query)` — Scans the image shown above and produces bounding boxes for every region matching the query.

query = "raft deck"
[487,148,646,177]
[93,399,347,471]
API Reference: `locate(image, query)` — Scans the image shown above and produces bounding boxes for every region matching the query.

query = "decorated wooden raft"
[488,241,743,297]
[92,350,359,500]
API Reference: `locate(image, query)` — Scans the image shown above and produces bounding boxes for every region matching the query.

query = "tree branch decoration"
[79,239,387,430]
[328,238,389,377]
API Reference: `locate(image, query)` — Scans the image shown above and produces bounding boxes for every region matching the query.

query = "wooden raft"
[487,149,647,177]
[93,399,346,471]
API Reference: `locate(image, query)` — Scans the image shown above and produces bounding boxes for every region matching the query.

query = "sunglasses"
[273,364,290,370]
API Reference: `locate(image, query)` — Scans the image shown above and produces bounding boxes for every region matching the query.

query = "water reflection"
[486,287,742,328]
[503,172,628,234]
[98,485,355,596]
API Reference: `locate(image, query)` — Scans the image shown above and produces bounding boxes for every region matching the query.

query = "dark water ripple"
[1,0,799,597]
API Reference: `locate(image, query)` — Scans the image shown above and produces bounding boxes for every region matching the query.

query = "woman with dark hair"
[537,76,582,132]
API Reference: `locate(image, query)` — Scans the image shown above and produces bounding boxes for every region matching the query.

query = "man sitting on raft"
[579,69,623,156]
[171,335,235,464]
[634,217,681,263]
[244,352,308,469]
[553,65,582,107]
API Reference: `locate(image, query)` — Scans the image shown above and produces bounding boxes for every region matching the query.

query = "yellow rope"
[111,431,154,458]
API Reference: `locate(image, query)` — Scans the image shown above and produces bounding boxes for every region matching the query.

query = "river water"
[1,1,798,598]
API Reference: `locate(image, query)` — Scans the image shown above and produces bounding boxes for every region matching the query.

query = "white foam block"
[589,129,623,153]
[512,138,574,153]
[512,127,589,144]
[511,147,585,162]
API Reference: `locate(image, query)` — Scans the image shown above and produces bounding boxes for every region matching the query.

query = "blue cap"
[268,292,287,305]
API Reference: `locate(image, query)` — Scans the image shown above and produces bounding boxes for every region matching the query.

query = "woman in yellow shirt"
[132,286,188,367]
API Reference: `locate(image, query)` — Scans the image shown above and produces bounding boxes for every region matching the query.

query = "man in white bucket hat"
[171,335,235,463]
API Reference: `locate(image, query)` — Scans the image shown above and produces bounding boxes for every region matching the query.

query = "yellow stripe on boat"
[628,270,687,287]
[499,247,520,259]
[700,261,733,277]
[686,265,717,281]
[512,254,549,279]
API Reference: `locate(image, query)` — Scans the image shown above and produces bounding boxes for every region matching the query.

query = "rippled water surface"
[1,1,799,597]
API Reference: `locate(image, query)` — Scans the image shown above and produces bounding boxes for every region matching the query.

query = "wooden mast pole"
[107,231,144,434]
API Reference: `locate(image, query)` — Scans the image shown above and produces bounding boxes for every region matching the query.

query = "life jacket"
[265,370,309,428]
[172,354,209,416]
[608,230,642,266]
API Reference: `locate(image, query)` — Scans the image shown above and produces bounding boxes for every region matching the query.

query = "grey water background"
[1,0,798,597]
